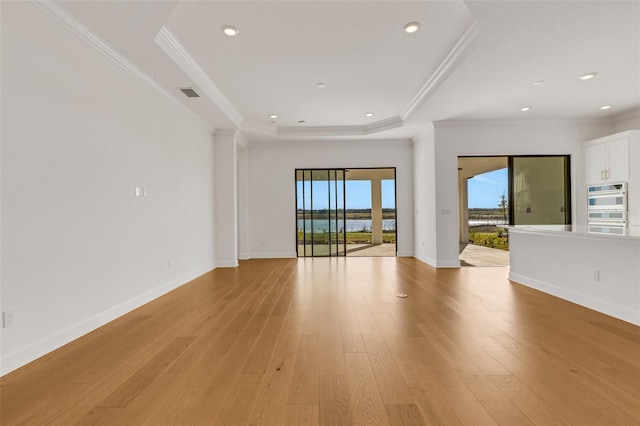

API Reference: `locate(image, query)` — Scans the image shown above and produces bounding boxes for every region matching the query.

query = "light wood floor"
[1,258,639,425]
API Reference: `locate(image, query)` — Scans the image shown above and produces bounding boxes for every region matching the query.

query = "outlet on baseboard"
[3,310,15,328]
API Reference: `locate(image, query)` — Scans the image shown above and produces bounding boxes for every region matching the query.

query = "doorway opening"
[458,155,571,266]
[296,168,396,257]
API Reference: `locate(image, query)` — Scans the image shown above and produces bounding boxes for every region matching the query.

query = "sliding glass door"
[296,169,346,257]
[509,156,571,225]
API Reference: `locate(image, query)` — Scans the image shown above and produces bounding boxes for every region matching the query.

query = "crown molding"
[433,117,613,128]
[155,26,244,128]
[234,131,250,149]
[29,0,214,133]
[241,121,278,138]
[248,137,413,149]
[276,116,403,138]
[365,116,405,134]
[401,20,481,121]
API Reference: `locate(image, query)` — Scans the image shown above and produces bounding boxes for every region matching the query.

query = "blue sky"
[468,168,508,208]
[297,179,396,209]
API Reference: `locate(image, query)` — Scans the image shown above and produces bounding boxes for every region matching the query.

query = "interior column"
[371,178,383,245]
[459,171,469,245]
[214,130,238,267]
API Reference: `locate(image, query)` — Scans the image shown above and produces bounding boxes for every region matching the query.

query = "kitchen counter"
[509,224,640,240]
[508,225,640,325]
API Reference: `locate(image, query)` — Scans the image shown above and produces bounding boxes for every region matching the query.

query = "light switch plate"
[3,310,15,328]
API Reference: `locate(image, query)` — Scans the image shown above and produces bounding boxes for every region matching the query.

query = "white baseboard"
[0,263,214,376]
[216,260,239,268]
[412,254,461,268]
[436,260,462,268]
[249,252,297,259]
[238,253,250,260]
[509,272,640,326]
[413,253,437,268]
[397,251,414,257]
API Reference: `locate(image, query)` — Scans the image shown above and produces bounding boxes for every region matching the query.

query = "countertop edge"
[508,226,640,242]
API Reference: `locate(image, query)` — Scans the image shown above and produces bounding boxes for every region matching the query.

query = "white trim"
[240,122,278,139]
[216,260,239,268]
[234,131,250,149]
[365,117,405,134]
[509,272,639,326]
[248,138,413,149]
[155,26,244,128]
[214,129,236,137]
[434,259,462,268]
[250,252,298,259]
[413,254,437,268]
[413,254,461,268]
[402,21,481,120]
[433,117,611,128]
[276,116,404,138]
[238,253,250,260]
[580,129,639,146]
[0,263,215,376]
[29,0,214,133]
[397,251,414,257]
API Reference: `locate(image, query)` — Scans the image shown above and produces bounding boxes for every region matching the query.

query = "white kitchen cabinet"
[583,130,640,226]
[584,136,629,184]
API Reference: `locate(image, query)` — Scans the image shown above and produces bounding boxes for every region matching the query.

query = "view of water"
[297,219,396,233]
[469,219,507,226]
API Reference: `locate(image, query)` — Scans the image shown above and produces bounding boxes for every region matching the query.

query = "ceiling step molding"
[365,116,404,134]
[155,26,244,129]
[29,0,214,132]
[402,20,481,120]
[276,116,403,138]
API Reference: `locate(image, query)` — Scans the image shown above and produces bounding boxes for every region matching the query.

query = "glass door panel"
[335,170,346,256]
[328,170,338,256]
[296,169,346,257]
[311,170,330,256]
[296,170,314,256]
[510,156,570,225]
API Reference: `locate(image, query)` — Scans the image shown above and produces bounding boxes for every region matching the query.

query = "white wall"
[214,131,238,267]
[1,3,215,374]
[510,229,640,325]
[613,110,640,133]
[237,139,250,260]
[412,126,439,266]
[423,121,612,267]
[247,140,414,258]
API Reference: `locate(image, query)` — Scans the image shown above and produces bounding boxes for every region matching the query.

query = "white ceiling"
[56,1,640,143]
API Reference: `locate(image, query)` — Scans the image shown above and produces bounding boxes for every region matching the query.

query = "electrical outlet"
[592,270,600,282]
[3,310,15,328]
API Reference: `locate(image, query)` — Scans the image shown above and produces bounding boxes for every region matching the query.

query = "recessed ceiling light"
[365,112,374,117]
[298,120,306,125]
[533,80,545,86]
[404,22,421,34]
[520,106,532,112]
[316,83,326,89]
[600,105,612,110]
[269,114,278,119]
[580,72,597,80]
[221,25,239,37]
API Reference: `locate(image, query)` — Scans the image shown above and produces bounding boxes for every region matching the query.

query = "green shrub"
[468,230,509,250]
